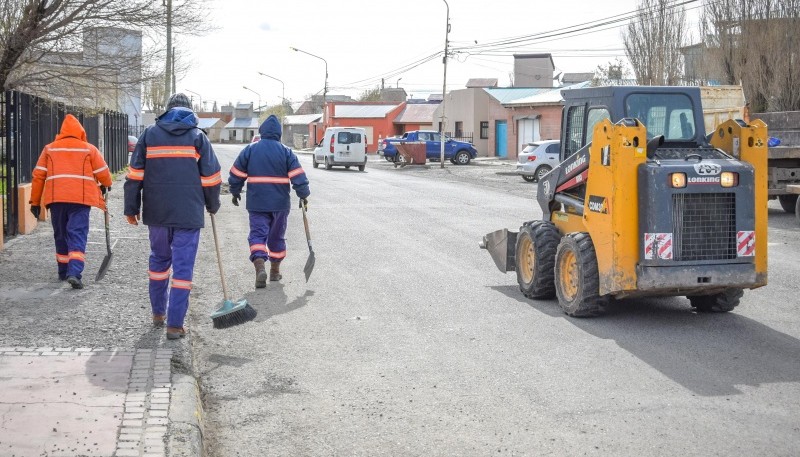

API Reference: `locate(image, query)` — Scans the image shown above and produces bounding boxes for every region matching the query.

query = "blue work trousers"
[148,226,200,329]
[248,210,289,263]
[49,203,91,280]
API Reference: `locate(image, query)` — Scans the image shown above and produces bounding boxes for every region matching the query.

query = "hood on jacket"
[55,114,87,142]
[259,115,282,141]
[157,107,198,136]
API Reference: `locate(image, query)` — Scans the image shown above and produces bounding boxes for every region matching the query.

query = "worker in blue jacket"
[229,114,310,288]
[123,93,222,340]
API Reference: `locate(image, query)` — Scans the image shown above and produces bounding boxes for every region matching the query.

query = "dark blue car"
[379,130,478,165]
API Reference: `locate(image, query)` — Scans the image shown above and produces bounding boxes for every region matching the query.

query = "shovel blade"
[95,253,113,281]
[303,251,315,282]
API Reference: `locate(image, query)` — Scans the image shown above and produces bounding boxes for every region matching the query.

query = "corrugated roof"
[197,118,221,129]
[504,82,592,106]
[284,113,322,125]
[224,117,260,129]
[394,104,437,124]
[334,104,399,118]
[466,78,498,88]
[484,88,551,104]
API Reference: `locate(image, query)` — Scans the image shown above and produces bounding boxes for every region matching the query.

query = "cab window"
[625,93,697,141]
[586,108,611,145]
[564,105,585,157]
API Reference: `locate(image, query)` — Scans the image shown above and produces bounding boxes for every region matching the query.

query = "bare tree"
[592,58,632,86]
[0,0,212,111]
[358,86,382,102]
[701,0,800,112]
[623,0,688,86]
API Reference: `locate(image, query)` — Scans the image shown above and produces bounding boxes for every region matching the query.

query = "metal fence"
[446,131,474,144]
[1,90,129,237]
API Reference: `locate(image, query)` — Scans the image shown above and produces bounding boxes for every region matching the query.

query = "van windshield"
[337,132,362,144]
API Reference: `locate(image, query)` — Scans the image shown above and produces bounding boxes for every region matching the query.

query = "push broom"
[209,213,257,329]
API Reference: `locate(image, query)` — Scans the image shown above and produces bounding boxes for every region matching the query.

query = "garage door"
[517,118,540,153]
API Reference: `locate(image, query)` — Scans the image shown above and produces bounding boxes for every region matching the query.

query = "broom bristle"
[212,303,257,329]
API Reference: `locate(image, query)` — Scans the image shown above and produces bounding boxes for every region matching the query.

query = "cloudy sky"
[176,0,704,109]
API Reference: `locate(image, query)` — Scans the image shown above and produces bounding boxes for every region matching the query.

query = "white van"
[312,127,368,171]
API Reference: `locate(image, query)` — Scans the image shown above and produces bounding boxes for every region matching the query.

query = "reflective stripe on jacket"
[30,114,113,210]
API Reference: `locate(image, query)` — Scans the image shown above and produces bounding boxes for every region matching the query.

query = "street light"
[242,86,261,114]
[258,72,286,105]
[440,0,450,169]
[396,77,403,88]
[290,46,328,115]
[184,89,202,112]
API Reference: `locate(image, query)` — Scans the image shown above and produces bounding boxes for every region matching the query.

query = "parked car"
[516,140,560,182]
[127,135,138,153]
[251,134,261,143]
[378,130,477,165]
[313,127,368,171]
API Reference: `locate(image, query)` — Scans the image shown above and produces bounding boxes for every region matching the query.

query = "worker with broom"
[124,93,222,339]
[29,114,113,290]
[229,114,310,288]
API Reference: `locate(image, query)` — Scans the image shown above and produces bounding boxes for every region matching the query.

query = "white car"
[515,140,560,182]
[312,127,368,171]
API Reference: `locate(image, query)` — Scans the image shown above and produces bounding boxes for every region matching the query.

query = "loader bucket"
[480,228,517,273]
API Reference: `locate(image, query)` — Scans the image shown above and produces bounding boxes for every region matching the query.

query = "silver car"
[515,140,560,182]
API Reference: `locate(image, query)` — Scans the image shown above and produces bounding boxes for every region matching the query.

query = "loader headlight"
[670,172,686,188]
[720,172,738,187]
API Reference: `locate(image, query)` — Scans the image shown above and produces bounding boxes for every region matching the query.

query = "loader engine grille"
[672,193,737,261]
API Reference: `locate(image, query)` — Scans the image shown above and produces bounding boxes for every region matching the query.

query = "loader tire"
[515,221,560,299]
[554,232,606,317]
[778,194,798,214]
[688,288,743,313]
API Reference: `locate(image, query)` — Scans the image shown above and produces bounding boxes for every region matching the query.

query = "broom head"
[211,299,257,329]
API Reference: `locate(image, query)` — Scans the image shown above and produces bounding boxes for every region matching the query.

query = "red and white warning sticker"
[644,233,673,260]
[737,231,756,257]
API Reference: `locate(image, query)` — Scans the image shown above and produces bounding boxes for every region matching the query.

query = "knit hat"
[166,93,192,110]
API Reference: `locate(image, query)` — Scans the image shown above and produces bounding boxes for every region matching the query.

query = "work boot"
[166,327,187,340]
[66,276,84,289]
[254,258,268,289]
[269,261,282,281]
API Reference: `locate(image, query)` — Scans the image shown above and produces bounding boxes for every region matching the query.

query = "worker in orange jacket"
[30,114,113,289]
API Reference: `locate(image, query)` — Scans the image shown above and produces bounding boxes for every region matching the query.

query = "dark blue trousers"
[49,203,91,280]
[248,211,289,263]
[148,226,200,329]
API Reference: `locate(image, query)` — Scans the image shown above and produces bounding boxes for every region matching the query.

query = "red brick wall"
[487,102,563,160]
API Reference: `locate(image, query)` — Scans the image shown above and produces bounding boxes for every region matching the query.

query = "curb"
[168,373,205,457]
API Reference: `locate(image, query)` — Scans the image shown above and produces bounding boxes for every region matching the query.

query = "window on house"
[480,121,489,139]
[455,121,463,138]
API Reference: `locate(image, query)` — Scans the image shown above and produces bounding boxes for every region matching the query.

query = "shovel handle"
[301,203,312,251]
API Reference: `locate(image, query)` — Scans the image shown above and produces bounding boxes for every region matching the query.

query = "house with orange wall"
[322,101,406,153]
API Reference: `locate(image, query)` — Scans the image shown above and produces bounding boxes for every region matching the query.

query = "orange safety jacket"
[30,114,113,211]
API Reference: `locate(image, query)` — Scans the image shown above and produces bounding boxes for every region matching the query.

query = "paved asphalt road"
[188,145,800,456]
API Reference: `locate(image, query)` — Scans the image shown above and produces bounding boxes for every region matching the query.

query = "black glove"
[299,198,308,210]
[30,205,41,219]
[100,185,110,196]
[232,194,240,206]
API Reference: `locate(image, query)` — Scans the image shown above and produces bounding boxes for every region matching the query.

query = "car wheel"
[325,157,332,170]
[778,194,798,214]
[450,158,457,164]
[345,165,351,169]
[454,151,471,165]
[522,174,536,182]
[312,156,319,169]
[358,164,366,171]
[535,165,552,181]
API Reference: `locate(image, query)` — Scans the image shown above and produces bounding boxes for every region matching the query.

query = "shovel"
[301,200,315,281]
[95,192,113,281]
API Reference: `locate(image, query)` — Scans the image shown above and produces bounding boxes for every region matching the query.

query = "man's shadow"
[243,283,314,323]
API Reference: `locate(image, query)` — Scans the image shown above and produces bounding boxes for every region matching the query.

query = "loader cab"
[559,86,709,161]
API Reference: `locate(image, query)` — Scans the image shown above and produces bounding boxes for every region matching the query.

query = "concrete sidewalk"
[0,176,204,457]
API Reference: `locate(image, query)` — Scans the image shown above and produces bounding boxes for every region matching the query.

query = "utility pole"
[163,0,172,108]
[440,0,450,168]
